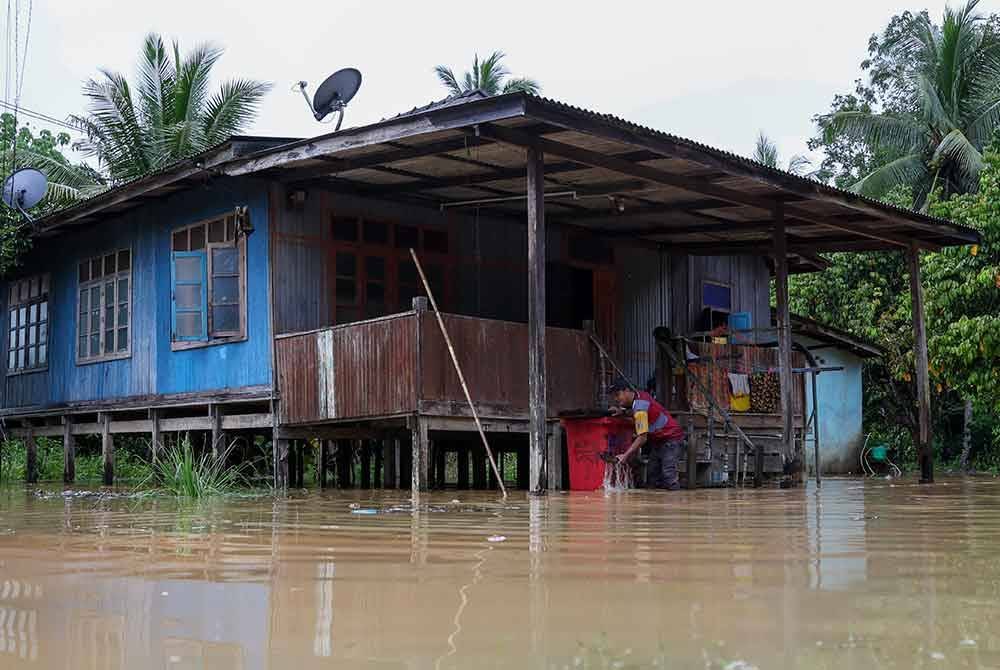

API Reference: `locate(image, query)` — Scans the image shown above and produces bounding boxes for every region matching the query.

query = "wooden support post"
[688,424,699,490]
[272,401,288,490]
[908,242,934,483]
[773,202,797,484]
[547,422,563,491]
[149,408,161,466]
[210,404,225,461]
[527,145,547,494]
[23,422,37,484]
[337,439,352,488]
[457,447,470,490]
[517,443,530,490]
[382,439,396,489]
[319,439,330,489]
[360,440,372,489]
[101,413,114,486]
[411,417,428,493]
[472,448,487,489]
[374,440,383,488]
[62,416,75,484]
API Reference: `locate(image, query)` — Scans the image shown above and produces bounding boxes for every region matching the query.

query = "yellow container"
[731,393,751,412]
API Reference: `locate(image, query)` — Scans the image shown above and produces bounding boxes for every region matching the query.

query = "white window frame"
[7,274,50,375]
[76,249,132,365]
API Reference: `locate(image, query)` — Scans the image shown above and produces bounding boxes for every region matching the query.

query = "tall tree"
[815,1,1000,205]
[435,51,540,96]
[0,114,102,274]
[71,33,272,184]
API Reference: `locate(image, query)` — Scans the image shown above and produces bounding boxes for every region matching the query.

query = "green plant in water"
[151,439,244,498]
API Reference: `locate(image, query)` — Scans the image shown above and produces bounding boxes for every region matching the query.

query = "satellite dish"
[2,168,47,223]
[294,68,362,130]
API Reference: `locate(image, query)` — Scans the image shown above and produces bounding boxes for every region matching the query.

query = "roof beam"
[475,123,937,250]
[522,98,973,244]
[225,94,527,177]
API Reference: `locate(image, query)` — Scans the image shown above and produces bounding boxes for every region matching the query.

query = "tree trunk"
[960,398,973,473]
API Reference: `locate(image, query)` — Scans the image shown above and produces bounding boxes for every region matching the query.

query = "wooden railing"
[274,310,597,426]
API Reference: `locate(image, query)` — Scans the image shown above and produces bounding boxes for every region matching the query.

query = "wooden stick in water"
[409,249,508,499]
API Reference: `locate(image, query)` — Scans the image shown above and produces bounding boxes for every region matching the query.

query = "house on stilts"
[0,91,979,491]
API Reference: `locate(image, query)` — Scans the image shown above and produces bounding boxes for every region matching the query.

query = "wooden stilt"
[908,242,934,483]
[149,408,161,466]
[411,417,428,493]
[457,447,470,489]
[360,440,371,489]
[210,404,225,460]
[434,444,446,489]
[527,146,547,494]
[547,422,563,491]
[472,448,487,489]
[337,439,352,488]
[101,413,114,486]
[517,443,530,490]
[773,202,797,484]
[374,441,383,488]
[319,439,329,488]
[383,439,397,489]
[272,401,288,490]
[62,416,75,484]
[23,421,37,484]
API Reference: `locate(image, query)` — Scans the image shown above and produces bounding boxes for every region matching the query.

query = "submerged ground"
[0,477,997,669]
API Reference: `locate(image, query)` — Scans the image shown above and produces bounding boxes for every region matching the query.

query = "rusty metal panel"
[275,333,321,425]
[419,314,595,416]
[329,314,417,419]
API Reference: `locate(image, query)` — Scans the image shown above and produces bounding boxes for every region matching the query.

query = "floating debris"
[487,535,507,543]
[960,639,977,648]
[930,651,946,661]
[351,509,377,515]
[348,503,361,509]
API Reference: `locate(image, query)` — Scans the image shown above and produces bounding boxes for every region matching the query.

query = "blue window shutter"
[171,251,208,342]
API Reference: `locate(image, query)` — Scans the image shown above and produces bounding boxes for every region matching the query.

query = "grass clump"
[151,440,244,498]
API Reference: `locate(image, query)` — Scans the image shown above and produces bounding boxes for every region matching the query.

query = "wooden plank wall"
[669,254,771,340]
[686,341,806,416]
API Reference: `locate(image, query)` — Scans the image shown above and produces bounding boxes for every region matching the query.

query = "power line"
[0,100,77,132]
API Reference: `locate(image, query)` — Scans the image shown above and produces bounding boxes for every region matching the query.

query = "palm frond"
[850,152,930,200]
[434,65,463,96]
[171,42,224,155]
[752,132,780,168]
[932,128,983,191]
[824,110,927,153]
[137,33,175,144]
[202,78,272,146]
[787,154,814,176]
[502,77,540,94]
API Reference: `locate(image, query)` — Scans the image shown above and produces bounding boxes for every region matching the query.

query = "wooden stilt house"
[1,92,979,490]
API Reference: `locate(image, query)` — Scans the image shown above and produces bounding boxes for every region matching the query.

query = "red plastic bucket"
[561,417,634,491]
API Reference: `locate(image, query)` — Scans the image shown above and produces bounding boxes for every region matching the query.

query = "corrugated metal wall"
[669,254,771,341]
[616,246,670,386]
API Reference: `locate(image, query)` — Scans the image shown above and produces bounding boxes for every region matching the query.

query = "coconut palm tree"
[822,0,1000,204]
[70,33,272,184]
[434,51,540,97]
[752,132,813,175]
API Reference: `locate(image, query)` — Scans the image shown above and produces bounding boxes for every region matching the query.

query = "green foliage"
[753,132,813,175]
[0,437,151,484]
[70,33,272,184]
[435,51,540,97]
[151,439,245,497]
[790,154,1000,465]
[0,113,103,275]
[812,1,1000,204]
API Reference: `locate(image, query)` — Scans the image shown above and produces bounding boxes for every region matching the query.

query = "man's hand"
[615,452,629,465]
[608,405,624,416]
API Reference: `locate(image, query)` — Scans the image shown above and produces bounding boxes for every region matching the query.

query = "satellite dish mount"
[2,168,48,225]
[295,67,362,130]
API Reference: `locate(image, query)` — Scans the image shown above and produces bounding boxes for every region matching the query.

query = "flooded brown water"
[0,478,998,669]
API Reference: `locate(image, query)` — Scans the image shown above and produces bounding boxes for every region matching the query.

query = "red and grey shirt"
[631,391,685,442]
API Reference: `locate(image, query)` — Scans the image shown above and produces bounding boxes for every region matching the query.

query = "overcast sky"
[10,0,1000,169]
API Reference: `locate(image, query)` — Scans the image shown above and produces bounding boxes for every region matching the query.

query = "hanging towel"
[728,373,751,396]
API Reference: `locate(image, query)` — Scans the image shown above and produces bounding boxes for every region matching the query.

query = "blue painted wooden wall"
[0,177,272,410]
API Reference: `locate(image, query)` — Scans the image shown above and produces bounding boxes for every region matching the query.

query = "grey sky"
[12,0,1000,168]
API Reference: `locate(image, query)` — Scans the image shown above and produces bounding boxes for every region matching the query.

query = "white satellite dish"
[1,168,47,223]
[294,68,362,130]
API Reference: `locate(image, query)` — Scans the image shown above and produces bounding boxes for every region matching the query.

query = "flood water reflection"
[0,478,998,668]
